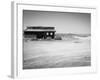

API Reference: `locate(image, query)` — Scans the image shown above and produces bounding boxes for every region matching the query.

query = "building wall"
[24,31,55,39]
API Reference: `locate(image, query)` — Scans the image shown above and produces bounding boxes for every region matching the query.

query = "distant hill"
[55,33,91,41]
[55,33,91,37]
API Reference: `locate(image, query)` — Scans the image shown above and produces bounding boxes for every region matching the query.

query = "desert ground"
[23,37,91,69]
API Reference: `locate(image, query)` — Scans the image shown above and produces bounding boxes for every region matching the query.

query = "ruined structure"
[24,26,56,40]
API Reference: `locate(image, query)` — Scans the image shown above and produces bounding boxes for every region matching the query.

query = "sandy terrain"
[23,38,91,69]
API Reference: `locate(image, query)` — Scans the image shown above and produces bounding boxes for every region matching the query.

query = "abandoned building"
[24,26,56,40]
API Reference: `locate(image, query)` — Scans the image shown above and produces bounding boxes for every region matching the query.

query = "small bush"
[55,36,62,40]
[46,37,52,40]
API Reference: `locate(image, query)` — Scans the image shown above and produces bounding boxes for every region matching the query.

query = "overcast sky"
[23,10,91,34]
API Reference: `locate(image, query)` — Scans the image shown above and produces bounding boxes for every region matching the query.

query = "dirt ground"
[23,38,91,69]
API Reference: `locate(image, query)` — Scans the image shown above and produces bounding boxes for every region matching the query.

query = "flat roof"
[24,29,56,32]
[27,26,55,29]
